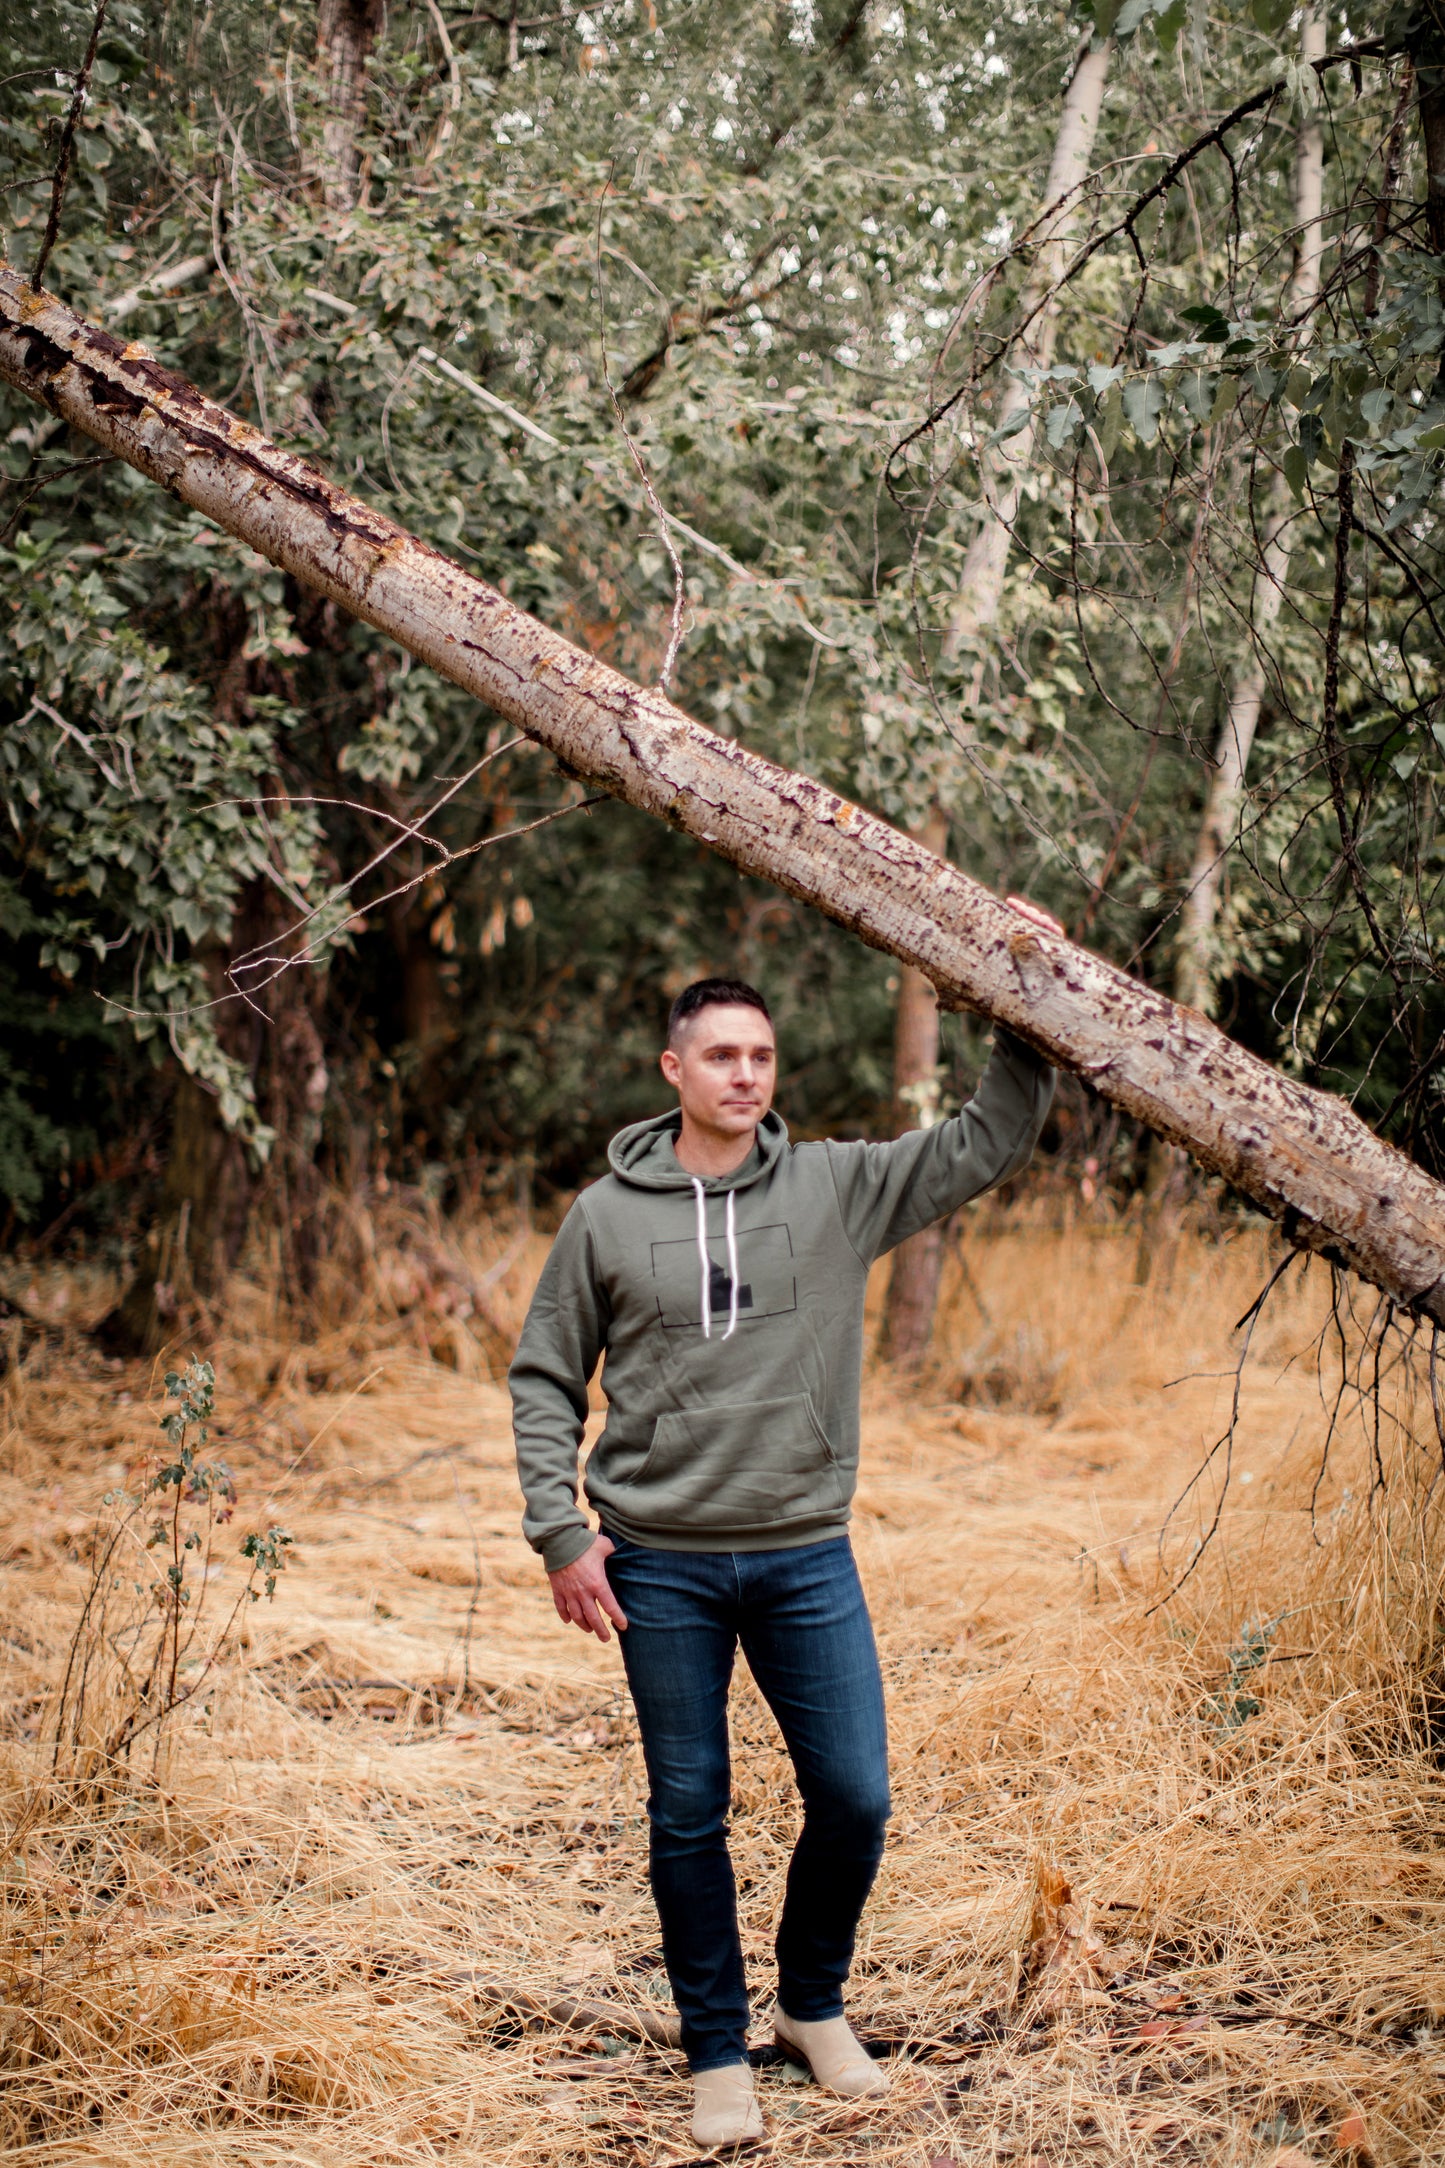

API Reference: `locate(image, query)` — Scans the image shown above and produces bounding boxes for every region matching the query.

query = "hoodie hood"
[607,1106,790,1192]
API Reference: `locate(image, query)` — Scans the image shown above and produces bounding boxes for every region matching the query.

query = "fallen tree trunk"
[2,268,1443,1324]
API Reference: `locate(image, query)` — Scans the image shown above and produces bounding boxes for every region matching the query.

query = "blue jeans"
[603,1531,890,2073]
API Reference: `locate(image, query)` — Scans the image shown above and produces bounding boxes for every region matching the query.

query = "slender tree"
[944,32,1115,683]
[1172,12,1327,1015]
[878,808,949,1366]
[881,32,1115,1363]
[311,0,385,210]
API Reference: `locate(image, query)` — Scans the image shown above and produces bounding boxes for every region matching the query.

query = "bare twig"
[30,0,109,294]
[1151,1248,1305,1608]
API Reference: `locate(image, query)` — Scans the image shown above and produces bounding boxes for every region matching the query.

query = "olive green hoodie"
[510,1031,1054,1572]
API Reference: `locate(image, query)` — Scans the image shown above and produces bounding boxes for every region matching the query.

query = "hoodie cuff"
[539,1523,598,1575]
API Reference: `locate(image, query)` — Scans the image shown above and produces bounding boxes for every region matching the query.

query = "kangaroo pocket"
[625,1392,846,1531]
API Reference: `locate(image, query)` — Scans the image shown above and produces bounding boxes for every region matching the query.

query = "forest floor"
[1,1216,1444,2166]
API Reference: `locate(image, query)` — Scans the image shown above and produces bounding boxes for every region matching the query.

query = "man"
[510,906,1057,2150]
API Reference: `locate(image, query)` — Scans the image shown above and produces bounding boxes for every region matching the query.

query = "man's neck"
[671,1121,758,1180]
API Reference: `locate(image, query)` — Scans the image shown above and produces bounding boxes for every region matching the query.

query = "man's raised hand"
[548,1533,628,1643]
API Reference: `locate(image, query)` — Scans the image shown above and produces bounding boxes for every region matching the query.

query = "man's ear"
[660,1047,682,1089]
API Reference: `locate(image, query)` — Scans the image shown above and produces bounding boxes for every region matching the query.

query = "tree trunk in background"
[1172,12,1326,1015]
[96,1059,251,1355]
[881,808,950,1365]
[882,42,1113,1358]
[313,0,384,210]
[263,955,331,1304]
[6,273,1445,1323]
[945,35,1114,681]
[392,887,455,1131]
[1134,15,1329,1276]
[1415,45,1445,258]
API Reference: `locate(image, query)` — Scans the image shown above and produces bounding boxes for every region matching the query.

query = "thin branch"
[1150,1248,1305,1608]
[100,784,604,1034]
[30,0,109,294]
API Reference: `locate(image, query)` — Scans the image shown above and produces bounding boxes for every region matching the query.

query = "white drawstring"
[691,1179,741,1342]
[723,1189,740,1341]
[691,1177,711,1339]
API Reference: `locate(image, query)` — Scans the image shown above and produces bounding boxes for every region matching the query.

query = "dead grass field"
[2,1211,1444,2167]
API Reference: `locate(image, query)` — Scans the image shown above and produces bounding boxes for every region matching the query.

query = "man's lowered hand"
[548,1533,628,1643]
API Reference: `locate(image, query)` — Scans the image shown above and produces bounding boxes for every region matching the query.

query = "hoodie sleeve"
[825,1029,1055,1264]
[509,1200,611,1573]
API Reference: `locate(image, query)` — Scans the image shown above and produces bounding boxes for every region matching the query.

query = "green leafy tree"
[3,0,1442,1342]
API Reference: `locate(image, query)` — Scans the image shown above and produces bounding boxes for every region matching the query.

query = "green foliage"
[0,1047,71,1223]
[1207,1615,1282,1736]
[0,0,1442,1235]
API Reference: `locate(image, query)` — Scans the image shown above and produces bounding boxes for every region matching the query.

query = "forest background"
[6,9,1445,2159]
[2,0,1444,1359]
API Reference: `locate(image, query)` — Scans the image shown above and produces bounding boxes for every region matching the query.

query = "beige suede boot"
[772,2004,889,2098]
[691,2062,764,2150]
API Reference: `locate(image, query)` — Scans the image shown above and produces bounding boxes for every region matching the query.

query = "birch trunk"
[881,809,950,1366]
[885,38,1113,1355]
[946,36,1114,677]
[1172,13,1326,1013]
[3,269,1444,1323]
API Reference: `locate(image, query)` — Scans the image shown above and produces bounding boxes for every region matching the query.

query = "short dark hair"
[666,977,772,1047]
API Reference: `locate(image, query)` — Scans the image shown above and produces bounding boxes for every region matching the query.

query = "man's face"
[659,1004,777,1141]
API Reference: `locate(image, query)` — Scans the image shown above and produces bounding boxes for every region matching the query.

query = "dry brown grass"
[2,1210,1444,2166]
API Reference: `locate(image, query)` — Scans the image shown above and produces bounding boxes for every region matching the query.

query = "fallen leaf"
[1026,1857,1112,1999]
[1135,2013,1209,2040]
[1029,1860,1073,1945]
[1267,2148,1322,2168]
[1336,2113,1370,2155]
[1130,2111,1180,2138]
[558,1939,613,1985]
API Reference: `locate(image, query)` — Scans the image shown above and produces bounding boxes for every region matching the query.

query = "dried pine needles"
[1,1215,1443,2165]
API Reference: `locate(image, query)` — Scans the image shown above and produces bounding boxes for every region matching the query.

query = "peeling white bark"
[2,269,1443,1321]
[1174,13,1327,1014]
